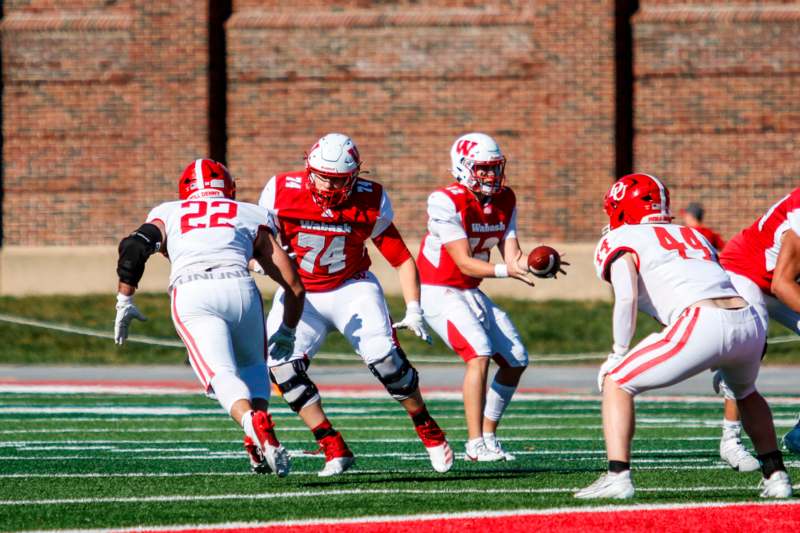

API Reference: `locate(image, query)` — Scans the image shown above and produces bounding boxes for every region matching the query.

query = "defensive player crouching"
[418,133,544,462]
[576,173,791,499]
[256,133,453,477]
[114,159,305,477]
[716,188,800,457]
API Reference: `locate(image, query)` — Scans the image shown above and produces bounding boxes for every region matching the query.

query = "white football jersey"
[594,223,738,325]
[146,198,274,286]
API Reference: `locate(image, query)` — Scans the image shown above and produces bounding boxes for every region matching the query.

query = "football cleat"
[317,433,355,477]
[250,411,290,478]
[484,435,516,461]
[464,439,505,462]
[782,418,800,454]
[415,418,453,473]
[759,470,793,498]
[243,436,272,474]
[574,470,635,499]
[720,436,760,472]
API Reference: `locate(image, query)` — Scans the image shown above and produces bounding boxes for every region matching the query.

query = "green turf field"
[0,392,798,531]
[2,294,800,365]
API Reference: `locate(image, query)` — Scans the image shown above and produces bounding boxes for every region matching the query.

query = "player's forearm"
[609,255,638,354]
[772,279,800,315]
[395,257,421,304]
[454,256,505,278]
[501,237,521,264]
[281,284,305,329]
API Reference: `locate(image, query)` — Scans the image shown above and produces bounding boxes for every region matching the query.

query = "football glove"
[392,301,432,344]
[268,323,296,361]
[114,293,146,345]
[597,352,624,392]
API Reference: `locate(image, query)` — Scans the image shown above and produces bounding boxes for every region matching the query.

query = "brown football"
[527,245,561,278]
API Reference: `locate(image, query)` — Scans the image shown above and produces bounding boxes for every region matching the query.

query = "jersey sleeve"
[145,202,176,226]
[594,229,640,282]
[427,191,467,244]
[258,177,278,214]
[786,190,800,237]
[503,207,518,241]
[369,189,395,239]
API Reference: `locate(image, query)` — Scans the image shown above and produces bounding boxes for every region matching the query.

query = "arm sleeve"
[145,202,173,226]
[370,189,395,239]
[258,177,278,214]
[609,256,638,355]
[503,207,518,241]
[428,192,467,244]
[372,223,413,267]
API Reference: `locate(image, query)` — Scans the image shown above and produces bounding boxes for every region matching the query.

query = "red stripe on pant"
[616,307,701,385]
[610,309,691,376]
[446,320,480,362]
[171,287,216,387]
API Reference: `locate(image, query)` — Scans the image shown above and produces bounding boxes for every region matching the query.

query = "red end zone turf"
[139,501,800,533]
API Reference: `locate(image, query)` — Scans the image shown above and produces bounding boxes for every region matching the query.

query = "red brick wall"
[633,1,800,239]
[226,1,616,241]
[1,0,209,245]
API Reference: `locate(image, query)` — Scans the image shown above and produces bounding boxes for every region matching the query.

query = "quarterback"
[418,133,542,462]
[258,133,453,477]
[114,159,305,477]
[577,173,791,499]
[717,188,800,455]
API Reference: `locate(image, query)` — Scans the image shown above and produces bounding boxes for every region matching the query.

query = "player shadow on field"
[298,466,592,487]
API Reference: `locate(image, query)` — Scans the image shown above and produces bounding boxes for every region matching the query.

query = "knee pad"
[367,347,419,401]
[269,360,320,413]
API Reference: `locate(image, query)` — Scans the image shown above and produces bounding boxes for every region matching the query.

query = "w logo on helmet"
[609,181,627,201]
[456,140,478,157]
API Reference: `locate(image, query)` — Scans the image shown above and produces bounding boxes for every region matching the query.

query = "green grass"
[0,294,799,364]
[0,392,798,530]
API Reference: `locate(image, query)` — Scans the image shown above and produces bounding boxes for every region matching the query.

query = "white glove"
[597,352,624,392]
[268,323,296,361]
[392,301,432,344]
[114,293,146,345]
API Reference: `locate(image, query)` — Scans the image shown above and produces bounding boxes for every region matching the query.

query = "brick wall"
[1,0,209,245]
[633,1,800,239]
[226,1,616,241]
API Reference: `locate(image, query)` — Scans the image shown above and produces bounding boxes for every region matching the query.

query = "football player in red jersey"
[716,189,800,457]
[256,133,453,477]
[417,133,544,462]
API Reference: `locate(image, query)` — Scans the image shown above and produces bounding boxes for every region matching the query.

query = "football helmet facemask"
[178,159,236,200]
[305,133,361,209]
[450,132,506,197]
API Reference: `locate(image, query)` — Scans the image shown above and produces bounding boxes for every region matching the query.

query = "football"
[527,245,561,278]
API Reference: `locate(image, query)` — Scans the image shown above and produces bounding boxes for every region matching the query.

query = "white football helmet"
[450,132,506,196]
[305,133,361,208]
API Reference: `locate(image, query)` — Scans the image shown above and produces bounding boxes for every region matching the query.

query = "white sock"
[484,380,517,422]
[483,432,497,448]
[241,410,258,443]
[722,419,742,439]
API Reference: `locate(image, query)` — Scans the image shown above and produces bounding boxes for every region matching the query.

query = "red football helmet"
[305,133,361,209]
[178,159,236,200]
[604,173,672,230]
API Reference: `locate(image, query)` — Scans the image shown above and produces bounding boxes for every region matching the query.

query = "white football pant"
[266,271,397,366]
[170,272,270,413]
[420,284,528,367]
[609,304,766,399]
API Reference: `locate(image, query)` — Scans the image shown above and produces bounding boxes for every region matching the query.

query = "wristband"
[116,293,133,305]
[494,264,509,278]
[279,323,296,334]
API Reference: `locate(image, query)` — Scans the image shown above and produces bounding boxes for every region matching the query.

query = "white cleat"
[263,444,291,478]
[720,437,760,472]
[464,440,505,462]
[484,436,516,461]
[426,441,454,473]
[318,455,355,478]
[759,470,793,498]
[575,470,635,499]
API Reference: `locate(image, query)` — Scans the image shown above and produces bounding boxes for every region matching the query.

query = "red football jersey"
[259,172,394,292]
[417,182,517,289]
[693,225,725,251]
[720,188,800,294]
